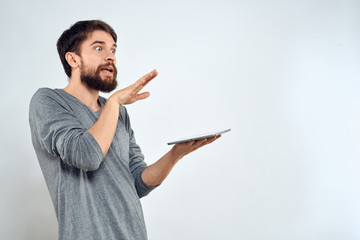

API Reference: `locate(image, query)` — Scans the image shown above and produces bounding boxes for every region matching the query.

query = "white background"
[1,0,359,239]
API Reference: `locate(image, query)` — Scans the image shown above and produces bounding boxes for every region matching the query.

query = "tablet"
[167,128,231,145]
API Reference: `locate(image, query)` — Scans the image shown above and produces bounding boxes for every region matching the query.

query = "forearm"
[141,136,220,187]
[141,147,183,187]
[87,97,119,156]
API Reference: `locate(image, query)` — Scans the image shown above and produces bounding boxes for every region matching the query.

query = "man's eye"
[95,46,102,51]
[111,49,116,54]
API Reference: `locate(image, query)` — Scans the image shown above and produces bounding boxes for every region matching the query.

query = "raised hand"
[110,69,158,106]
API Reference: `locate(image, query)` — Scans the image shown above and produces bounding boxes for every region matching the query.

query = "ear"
[65,52,80,68]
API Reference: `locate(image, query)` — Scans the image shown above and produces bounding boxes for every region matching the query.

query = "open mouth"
[101,67,113,73]
[100,66,115,77]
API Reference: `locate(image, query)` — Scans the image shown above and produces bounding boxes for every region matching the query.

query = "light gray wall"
[1,0,359,239]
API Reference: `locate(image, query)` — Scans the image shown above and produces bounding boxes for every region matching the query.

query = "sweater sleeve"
[122,107,157,198]
[29,89,104,171]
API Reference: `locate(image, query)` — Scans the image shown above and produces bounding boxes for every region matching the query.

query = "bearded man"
[29,20,219,240]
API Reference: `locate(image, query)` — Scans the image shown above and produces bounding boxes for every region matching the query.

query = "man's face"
[78,30,118,92]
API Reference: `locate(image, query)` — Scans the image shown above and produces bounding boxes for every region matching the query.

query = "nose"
[105,52,115,62]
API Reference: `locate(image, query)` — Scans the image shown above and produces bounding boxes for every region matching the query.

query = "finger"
[197,136,217,145]
[209,138,218,143]
[178,140,195,147]
[136,92,150,101]
[194,136,219,149]
[179,140,196,148]
[139,69,157,87]
[134,69,158,91]
[192,138,208,148]
[208,135,221,142]
[203,136,220,145]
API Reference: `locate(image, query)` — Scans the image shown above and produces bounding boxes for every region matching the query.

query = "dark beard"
[80,62,118,93]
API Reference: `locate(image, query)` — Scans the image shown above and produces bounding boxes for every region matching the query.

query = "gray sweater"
[29,88,155,240]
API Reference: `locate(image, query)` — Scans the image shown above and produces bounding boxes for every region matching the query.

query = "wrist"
[169,146,184,163]
[107,95,121,108]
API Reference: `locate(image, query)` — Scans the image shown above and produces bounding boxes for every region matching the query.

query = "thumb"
[136,92,150,101]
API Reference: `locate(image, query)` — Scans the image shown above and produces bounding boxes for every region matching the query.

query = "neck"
[63,75,101,112]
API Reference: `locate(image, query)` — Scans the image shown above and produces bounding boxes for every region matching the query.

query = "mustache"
[98,62,116,70]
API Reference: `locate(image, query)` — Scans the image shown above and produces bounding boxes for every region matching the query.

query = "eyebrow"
[90,40,117,48]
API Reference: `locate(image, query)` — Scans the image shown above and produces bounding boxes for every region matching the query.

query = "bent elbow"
[61,131,105,171]
[82,159,103,172]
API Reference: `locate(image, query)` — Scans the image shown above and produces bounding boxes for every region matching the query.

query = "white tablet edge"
[167,128,231,145]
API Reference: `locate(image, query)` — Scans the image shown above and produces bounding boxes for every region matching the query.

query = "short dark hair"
[57,20,117,78]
